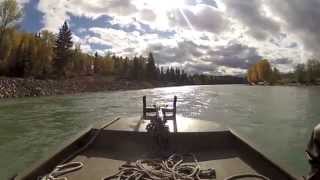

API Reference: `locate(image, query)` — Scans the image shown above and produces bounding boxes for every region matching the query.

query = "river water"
[0,85,319,179]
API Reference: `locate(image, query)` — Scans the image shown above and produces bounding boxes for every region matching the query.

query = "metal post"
[173,96,177,132]
[143,96,146,119]
[173,96,177,118]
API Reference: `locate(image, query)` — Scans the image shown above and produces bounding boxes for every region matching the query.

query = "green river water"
[0,85,319,179]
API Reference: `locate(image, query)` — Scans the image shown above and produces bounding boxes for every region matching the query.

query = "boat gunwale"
[13,126,93,180]
[229,128,298,179]
[14,118,122,180]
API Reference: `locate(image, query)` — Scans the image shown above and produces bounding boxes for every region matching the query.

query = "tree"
[295,64,306,83]
[247,64,259,83]
[306,59,320,84]
[247,59,272,84]
[53,21,73,78]
[93,51,100,74]
[119,56,129,78]
[130,56,139,80]
[257,59,272,82]
[34,30,55,78]
[146,52,156,81]
[0,0,22,45]
[9,34,25,76]
[271,67,281,84]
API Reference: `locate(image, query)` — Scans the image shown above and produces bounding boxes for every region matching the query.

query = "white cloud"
[168,5,229,33]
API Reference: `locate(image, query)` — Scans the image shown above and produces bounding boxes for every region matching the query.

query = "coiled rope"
[41,117,121,180]
[103,154,215,180]
[103,153,270,180]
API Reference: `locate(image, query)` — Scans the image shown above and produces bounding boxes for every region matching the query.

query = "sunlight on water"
[0,85,319,178]
[174,115,221,132]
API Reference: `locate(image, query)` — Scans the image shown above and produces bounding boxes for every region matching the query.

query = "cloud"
[199,0,218,7]
[265,0,320,55]
[168,6,228,33]
[224,0,280,40]
[273,58,292,65]
[147,40,261,75]
[139,9,157,22]
[184,0,218,7]
[287,42,298,49]
[208,43,262,69]
[37,0,138,31]
[148,40,206,64]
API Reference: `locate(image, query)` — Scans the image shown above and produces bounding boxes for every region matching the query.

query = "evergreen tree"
[271,67,281,84]
[295,64,306,83]
[130,56,139,80]
[113,55,121,75]
[94,52,100,74]
[53,21,73,78]
[160,67,164,81]
[146,52,156,81]
[121,57,129,78]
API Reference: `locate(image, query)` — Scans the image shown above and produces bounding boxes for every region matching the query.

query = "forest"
[0,0,245,86]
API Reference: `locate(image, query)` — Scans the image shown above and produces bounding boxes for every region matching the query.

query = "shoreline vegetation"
[0,0,246,98]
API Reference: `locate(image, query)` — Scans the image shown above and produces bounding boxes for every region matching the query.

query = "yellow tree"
[247,59,273,83]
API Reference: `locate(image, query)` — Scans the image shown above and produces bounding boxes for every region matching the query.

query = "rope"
[41,162,84,180]
[102,154,215,180]
[103,153,271,180]
[41,117,121,180]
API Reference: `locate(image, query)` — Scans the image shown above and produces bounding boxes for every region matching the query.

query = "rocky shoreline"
[0,76,154,99]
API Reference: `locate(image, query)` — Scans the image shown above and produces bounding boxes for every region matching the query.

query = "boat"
[13,96,297,180]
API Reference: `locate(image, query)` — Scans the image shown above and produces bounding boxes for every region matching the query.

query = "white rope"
[41,162,83,180]
[102,154,205,180]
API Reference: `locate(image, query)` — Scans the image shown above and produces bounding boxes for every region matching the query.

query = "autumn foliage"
[247,59,280,84]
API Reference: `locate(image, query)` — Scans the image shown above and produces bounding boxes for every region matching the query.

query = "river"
[0,85,319,179]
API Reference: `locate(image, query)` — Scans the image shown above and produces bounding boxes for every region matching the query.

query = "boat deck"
[16,117,296,180]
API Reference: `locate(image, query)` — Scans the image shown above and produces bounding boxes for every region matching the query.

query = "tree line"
[0,0,245,85]
[293,59,320,84]
[247,59,320,85]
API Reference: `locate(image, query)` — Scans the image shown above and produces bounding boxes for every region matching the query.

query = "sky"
[15,0,320,75]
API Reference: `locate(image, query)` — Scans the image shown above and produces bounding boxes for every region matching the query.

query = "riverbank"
[0,76,248,99]
[0,76,157,98]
